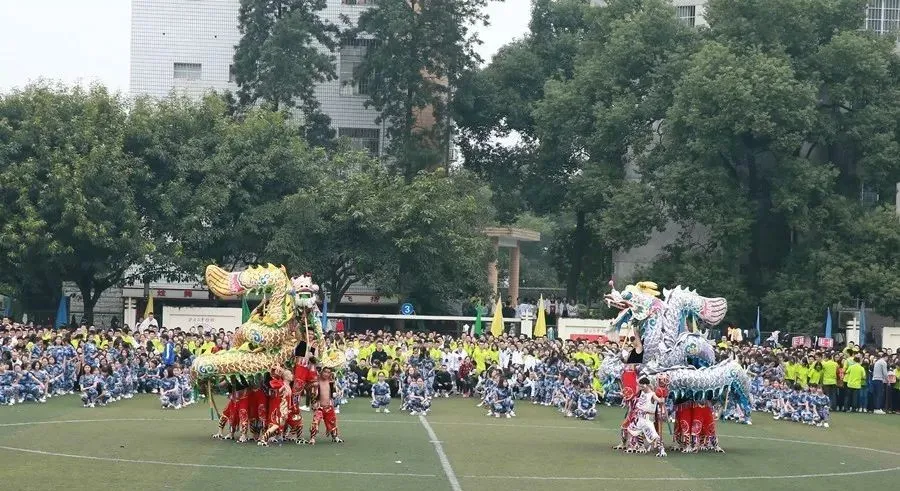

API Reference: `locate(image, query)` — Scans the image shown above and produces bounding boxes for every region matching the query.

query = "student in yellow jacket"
[845,358,866,412]
[795,359,810,389]
[808,359,823,386]
[784,358,796,383]
[472,348,487,374]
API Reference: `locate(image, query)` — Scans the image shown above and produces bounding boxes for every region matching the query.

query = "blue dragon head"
[605,281,665,332]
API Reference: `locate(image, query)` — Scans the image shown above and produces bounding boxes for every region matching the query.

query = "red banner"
[792,336,812,348]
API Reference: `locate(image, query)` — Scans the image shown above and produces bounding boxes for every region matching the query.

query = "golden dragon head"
[206,263,288,298]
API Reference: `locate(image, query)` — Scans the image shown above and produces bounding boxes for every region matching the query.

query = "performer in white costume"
[628,377,667,457]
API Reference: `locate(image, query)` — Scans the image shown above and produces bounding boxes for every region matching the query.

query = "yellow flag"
[143,292,154,319]
[490,298,504,337]
[533,295,547,337]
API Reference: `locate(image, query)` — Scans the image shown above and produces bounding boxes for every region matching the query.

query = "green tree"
[532,0,691,298]
[378,169,495,312]
[266,151,397,308]
[351,0,489,177]
[125,95,324,276]
[233,0,339,113]
[0,84,154,322]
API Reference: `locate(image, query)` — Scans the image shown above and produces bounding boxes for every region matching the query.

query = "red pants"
[309,405,338,440]
[249,389,268,431]
[262,386,301,441]
[219,391,250,437]
[674,402,715,447]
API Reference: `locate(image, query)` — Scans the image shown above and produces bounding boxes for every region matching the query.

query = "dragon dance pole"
[207,381,220,421]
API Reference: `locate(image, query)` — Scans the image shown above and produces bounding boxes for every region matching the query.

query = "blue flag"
[54,294,68,329]
[859,302,867,346]
[824,307,833,339]
[754,306,761,345]
[321,294,329,332]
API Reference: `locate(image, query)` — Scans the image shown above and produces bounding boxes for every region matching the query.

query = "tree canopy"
[454,0,900,331]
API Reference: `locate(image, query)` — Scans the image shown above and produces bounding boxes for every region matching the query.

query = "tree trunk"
[566,210,587,301]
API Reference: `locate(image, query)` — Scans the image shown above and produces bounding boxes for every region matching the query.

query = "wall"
[130,0,385,151]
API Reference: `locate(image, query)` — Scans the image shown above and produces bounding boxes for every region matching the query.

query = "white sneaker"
[410,411,418,416]
[384,408,390,414]
[39,398,46,403]
[874,409,886,415]
[510,411,516,417]
[175,404,182,409]
[300,405,310,412]
[335,407,340,414]
[824,422,830,428]
[375,408,381,413]
[486,411,493,417]
[506,413,511,419]
[494,413,500,418]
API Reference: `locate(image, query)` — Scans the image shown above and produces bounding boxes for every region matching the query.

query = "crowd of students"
[0,320,199,408]
[3,318,900,429]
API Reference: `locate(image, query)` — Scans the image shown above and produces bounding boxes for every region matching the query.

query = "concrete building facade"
[130,0,386,156]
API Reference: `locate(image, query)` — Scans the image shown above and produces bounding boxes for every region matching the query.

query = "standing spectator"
[161,334,176,367]
[138,312,158,331]
[845,356,865,412]
[821,354,838,408]
[872,352,888,414]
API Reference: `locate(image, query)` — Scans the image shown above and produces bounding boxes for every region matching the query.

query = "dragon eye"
[623,292,633,300]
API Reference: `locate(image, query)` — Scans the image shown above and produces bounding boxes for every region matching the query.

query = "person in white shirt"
[511,345,524,367]
[627,378,667,457]
[872,353,889,414]
[498,343,512,370]
[138,312,159,331]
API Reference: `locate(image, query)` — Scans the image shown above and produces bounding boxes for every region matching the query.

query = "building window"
[866,0,900,35]
[173,62,202,81]
[229,64,236,83]
[339,127,380,156]
[340,38,376,96]
[676,5,696,27]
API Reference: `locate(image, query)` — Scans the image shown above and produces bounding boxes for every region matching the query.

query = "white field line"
[419,415,463,491]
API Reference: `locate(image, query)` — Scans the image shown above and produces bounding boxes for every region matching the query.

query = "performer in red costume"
[307,366,343,445]
[213,386,250,442]
[258,366,296,446]
[293,343,318,411]
[614,365,640,451]
[248,385,268,441]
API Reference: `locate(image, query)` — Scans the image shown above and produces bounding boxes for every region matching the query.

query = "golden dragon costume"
[191,264,326,389]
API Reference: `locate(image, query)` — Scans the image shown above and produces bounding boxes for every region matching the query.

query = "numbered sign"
[400,303,414,315]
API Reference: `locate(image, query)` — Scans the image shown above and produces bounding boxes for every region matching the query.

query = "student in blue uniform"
[371,372,392,413]
[489,378,515,418]
[574,384,598,420]
[407,377,432,416]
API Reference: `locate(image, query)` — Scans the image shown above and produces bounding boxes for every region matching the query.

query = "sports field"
[0,396,898,491]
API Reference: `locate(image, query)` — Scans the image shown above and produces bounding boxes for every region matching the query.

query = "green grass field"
[1,395,898,491]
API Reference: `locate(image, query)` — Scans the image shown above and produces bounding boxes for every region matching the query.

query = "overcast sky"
[0,0,531,94]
